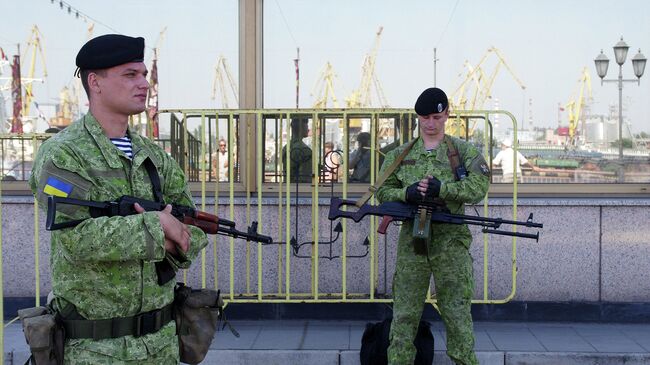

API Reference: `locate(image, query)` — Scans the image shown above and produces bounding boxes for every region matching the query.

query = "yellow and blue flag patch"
[43,177,73,197]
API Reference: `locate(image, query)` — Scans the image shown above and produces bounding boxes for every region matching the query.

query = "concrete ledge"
[176,301,650,323]
[5,300,650,322]
[505,352,650,365]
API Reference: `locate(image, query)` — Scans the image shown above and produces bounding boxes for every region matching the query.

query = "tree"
[610,138,634,149]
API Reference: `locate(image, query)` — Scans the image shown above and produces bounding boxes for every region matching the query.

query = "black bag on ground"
[360,318,434,365]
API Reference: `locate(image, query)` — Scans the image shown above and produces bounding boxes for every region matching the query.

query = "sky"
[1,0,649,134]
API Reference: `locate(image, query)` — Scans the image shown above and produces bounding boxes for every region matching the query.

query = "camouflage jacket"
[29,113,208,360]
[282,138,313,183]
[376,136,490,246]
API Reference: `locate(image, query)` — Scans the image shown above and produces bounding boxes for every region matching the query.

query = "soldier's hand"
[425,176,441,199]
[406,182,423,203]
[164,238,178,255]
[134,203,190,254]
[416,177,430,196]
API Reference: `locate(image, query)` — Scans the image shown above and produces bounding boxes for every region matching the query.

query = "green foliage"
[610,138,634,148]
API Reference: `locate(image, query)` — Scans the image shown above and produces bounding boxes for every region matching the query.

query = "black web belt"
[62,302,174,340]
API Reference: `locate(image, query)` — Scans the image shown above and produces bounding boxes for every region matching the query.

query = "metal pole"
[433,48,438,87]
[294,47,300,108]
[618,64,624,159]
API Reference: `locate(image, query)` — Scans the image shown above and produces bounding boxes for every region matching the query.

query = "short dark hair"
[290,117,309,135]
[357,132,371,146]
[80,69,106,98]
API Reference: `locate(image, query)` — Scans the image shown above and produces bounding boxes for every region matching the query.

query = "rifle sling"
[62,302,174,340]
[355,137,418,207]
[444,136,463,181]
[142,157,177,285]
[143,157,165,204]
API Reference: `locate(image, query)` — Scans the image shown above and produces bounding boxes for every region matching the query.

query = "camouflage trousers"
[64,337,179,365]
[388,236,478,365]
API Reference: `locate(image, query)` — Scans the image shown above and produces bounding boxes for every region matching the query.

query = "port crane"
[346,26,389,109]
[0,48,9,130]
[449,47,526,136]
[311,61,340,108]
[212,55,238,108]
[565,67,592,146]
[21,25,48,118]
[144,26,167,137]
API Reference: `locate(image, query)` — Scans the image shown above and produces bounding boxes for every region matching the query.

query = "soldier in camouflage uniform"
[282,117,313,183]
[376,88,490,365]
[29,34,208,364]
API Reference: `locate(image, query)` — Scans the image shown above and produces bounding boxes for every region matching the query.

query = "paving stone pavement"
[4,320,650,364]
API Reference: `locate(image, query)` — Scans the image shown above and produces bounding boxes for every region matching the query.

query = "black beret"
[75,34,145,71]
[414,87,448,115]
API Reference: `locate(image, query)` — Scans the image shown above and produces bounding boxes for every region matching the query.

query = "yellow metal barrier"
[155,108,522,305]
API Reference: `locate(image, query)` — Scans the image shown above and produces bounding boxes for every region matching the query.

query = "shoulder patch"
[468,154,491,177]
[37,159,92,206]
[43,177,73,197]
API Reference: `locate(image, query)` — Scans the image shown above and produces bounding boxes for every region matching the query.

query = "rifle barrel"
[217,226,273,244]
[482,228,540,242]
[442,212,543,229]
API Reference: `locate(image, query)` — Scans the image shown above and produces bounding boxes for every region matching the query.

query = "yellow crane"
[211,55,238,108]
[52,22,94,129]
[0,48,8,130]
[451,60,484,111]
[152,26,167,56]
[21,25,47,117]
[448,46,526,136]
[311,61,340,108]
[144,26,167,137]
[346,26,388,108]
[565,67,592,146]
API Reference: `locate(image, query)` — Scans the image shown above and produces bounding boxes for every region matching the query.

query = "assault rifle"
[46,195,273,284]
[328,197,543,241]
[46,195,272,243]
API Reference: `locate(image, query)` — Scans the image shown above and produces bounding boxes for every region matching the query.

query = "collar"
[83,113,159,168]
[413,135,450,163]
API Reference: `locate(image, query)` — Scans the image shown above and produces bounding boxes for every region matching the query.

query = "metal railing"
[153,108,523,304]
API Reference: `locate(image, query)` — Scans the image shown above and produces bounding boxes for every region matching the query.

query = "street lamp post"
[594,37,647,159]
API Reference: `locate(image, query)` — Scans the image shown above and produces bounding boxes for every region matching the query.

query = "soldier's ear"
[88,72,102,95]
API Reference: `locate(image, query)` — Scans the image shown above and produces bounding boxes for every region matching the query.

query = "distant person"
[492,139,539,183]
[349,132,371,182]
[282,117,312,183]
[323,141,340,182]
[213,138,229,181]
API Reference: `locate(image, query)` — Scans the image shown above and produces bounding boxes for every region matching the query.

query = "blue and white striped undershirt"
[110,135,133,159]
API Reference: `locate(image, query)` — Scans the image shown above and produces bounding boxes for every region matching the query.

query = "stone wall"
[2,196,649,303]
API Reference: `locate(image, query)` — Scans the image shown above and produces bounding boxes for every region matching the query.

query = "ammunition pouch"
[174,282,237,365]
[412,207,430,256]
[18,306,64,365]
